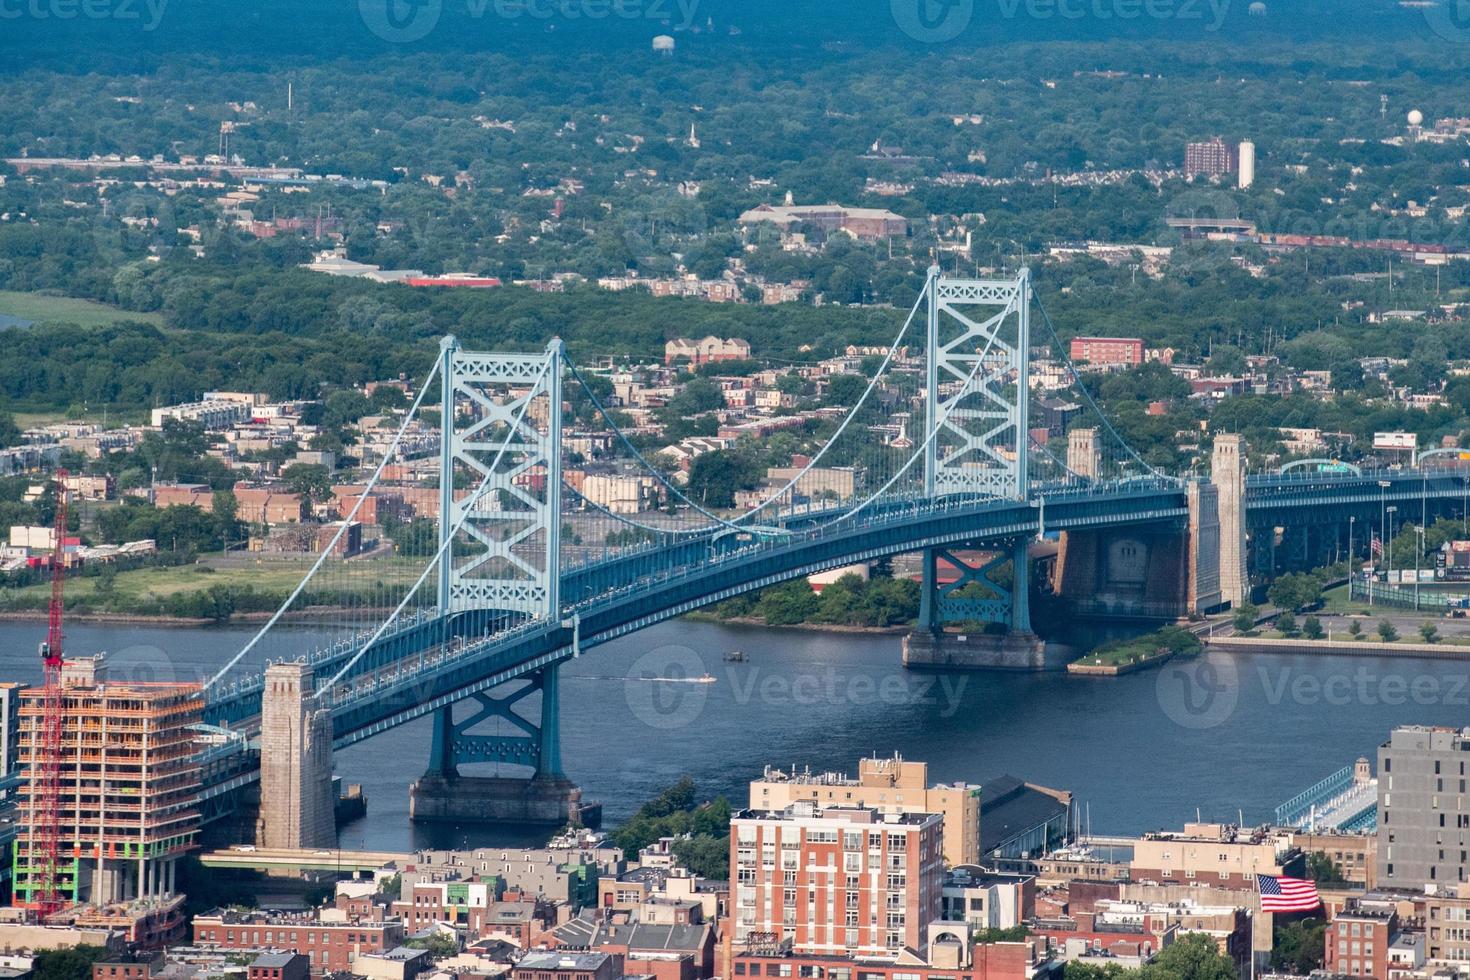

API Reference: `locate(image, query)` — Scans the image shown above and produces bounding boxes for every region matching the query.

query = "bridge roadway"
[199,846,412,874]
[194,467,1470,800]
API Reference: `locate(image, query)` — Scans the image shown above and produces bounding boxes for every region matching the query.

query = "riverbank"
[1208,635,1470,660]
[0,607,380,627]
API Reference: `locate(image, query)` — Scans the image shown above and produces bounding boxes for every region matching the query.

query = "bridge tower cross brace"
[918,267,1034,632]
[427,336,565,783]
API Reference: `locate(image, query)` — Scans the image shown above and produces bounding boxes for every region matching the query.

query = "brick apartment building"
[730,802,945,957]
[1324,901,1396,979]
[192,909,404,973]
[233,484,308,525]
[663,336,752,366]
[1068,337,1144,368]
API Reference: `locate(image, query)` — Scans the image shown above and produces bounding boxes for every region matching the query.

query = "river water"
[2,619,1466,851]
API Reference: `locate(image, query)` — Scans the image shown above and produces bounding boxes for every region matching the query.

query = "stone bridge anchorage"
[188,268,1470,845]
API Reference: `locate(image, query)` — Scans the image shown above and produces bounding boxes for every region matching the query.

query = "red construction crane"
[30,469,68,919]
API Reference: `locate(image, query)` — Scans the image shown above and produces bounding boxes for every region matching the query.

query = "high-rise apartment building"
[1378,726,1470,889]
[14,656,202,911]
[729,802,944,959]
[749,756,979,867]
[0,682,28,800]
[1237,140,1255,189]
[1184,138,1239,178]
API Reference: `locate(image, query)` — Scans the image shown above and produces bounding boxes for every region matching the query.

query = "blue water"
[0,619,1461,850]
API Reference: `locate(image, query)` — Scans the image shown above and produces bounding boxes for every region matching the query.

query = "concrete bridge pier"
[256,662,336,850]
[408,662,601,828]
[902,537,1047,670]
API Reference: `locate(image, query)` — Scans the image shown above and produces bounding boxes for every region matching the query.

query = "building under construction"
[13,655,203,943]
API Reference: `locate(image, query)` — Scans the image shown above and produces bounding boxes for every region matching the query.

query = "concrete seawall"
[1066,650,1177,676]
[1206,636,1470,660]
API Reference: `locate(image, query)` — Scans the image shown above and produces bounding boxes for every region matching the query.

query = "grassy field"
[0,290,165,329]
[0,556,431,613]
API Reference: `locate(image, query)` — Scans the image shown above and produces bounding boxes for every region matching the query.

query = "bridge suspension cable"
[1029,287,1178,484]
[560,273,933,535]
[317,355,554,696]
[204,355,444,691]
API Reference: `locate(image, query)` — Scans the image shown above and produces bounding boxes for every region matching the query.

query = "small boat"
[724,650,748,662]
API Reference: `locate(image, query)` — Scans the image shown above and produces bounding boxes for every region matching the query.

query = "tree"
[405,933,460,959]
[0,413,20,449]
[1276,611,1297,636]
[33,947,109,980]
[823,373,869,407]
[1138,933,1239,980]
[1349,620,1364,640]
[1306,851,1346,885]
[323,388,374,429]
[671,834,729,879]
[1302,615,1324,640]
[282,463,334,506]
[1420,621,1439,643]
[1268,571,1324,612]
[686,450,762,508]
[1271,917,1326,974]
[1378,619,1399,642]
[1232,602,1258,633]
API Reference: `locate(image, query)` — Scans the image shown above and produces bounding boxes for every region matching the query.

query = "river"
[1,618,1466,850]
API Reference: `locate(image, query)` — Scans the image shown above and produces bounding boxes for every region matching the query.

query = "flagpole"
[1250,862,1258,980]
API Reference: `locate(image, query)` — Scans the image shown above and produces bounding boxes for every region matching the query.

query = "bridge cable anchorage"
[559,274,931,533]
[204,354,444,692]
[1028,287,1180,484]
[318,355,555,699]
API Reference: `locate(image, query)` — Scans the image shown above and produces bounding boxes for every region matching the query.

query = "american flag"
[1370,535,1383,557]
[1257,874,1321,912]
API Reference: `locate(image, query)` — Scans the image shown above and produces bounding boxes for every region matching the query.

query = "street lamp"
[1349,516,1356,599]
[1415,524,1426,612]
[1387,505,1399,586]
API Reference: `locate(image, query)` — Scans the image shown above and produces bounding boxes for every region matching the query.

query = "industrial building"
[13,655,202,940]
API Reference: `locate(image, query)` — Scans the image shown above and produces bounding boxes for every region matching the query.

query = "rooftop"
[515,952,614,972]
[249,954,302,969]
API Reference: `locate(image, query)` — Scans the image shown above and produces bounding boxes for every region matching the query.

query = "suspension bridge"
[167,267,1470,844]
